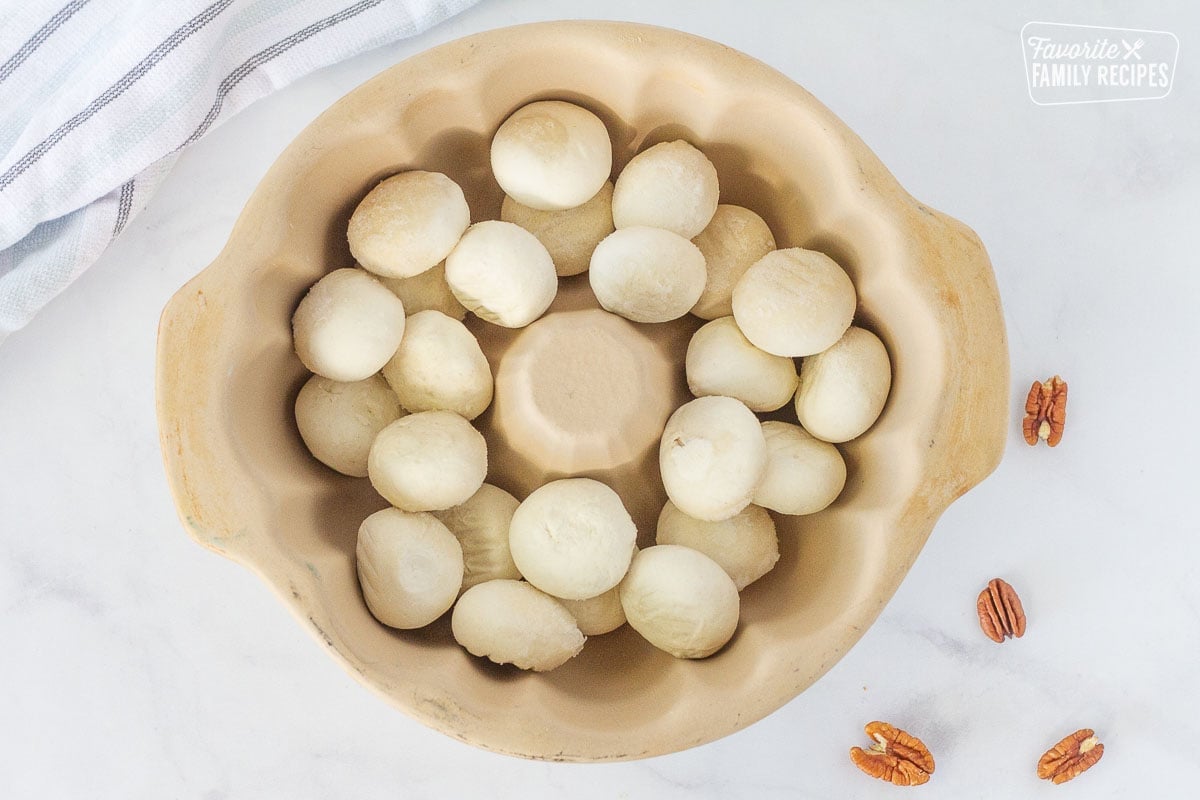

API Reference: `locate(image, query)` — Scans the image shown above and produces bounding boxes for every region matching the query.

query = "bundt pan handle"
[157,260,263,561]
[906,204,1009,519]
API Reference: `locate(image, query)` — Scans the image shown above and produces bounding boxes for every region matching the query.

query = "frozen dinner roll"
[292,267,406,382]
[348,171,470,279]
[356,508,463,629]
[490,100,612,212]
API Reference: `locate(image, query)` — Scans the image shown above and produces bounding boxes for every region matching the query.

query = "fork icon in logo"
[1122,38,1145,60]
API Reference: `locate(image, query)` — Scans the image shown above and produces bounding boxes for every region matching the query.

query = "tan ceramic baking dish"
[156,20,1008,761]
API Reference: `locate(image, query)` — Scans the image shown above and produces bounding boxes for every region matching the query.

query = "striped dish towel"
[0,0,478,344]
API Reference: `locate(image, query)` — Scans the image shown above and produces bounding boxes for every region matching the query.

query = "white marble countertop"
[2,1,1197,797]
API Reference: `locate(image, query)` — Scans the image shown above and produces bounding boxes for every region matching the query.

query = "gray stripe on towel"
[0,0,92,84]
[112,178,134,236]
[0,0,233,191]
[180,0,385,149]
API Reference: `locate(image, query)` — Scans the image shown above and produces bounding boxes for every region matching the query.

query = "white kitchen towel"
[0,0,478,344]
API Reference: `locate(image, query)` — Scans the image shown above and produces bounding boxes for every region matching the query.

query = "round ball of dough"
[690,205,776,320]
[619,545,739,659]
[508,478,637,601]
[490,100,612,212]
[444,220,557,328]
[686,316,798,412]
[367,411,487,511]
[731,248,856,357]
[292,268,405,382]
[356,508,463,629]
[433,484,521,591]
[452,579,585,671]
[348,171,470,278]
[795,326,892,443]
[659,396,767,522]
[294,374,405,477]
[500,181,614,276]
[376,262,465,320]
[612,140,719,238]
[558,585,626,636]
[754,421,847,514]
[589,227,707,323]
[656,501,779,590]
[381,310,493,420]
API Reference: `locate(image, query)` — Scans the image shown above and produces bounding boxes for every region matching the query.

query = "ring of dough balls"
[292,268,405,382]
[490,100,613,212]
[445,220,558,328]
[367,411,487,512]
[294,374,405,477]
[433,484,522,591]
[690,205,777,320]
[557,585,627,636]
[356,508,463,629]
[381,310,493,420]
[500,181,614,276]
[348,171,470,278]
[451,579,585,671]
[656,501,779,590]
[619,545,740,659]
[589,227,707,323]
[376,262,465,320]
[732,248,856,357]
[612,140,719,239]
[795,326,892,443]
[659,396,767,522]
[508,478,637,601]
[753,421,847,515]
[685,316,798,412]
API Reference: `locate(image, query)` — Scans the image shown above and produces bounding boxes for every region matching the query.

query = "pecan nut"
[1038,728,1104,784]
[849,721,935,786]
[1022,375,1068,447]
[977,578,1027,643]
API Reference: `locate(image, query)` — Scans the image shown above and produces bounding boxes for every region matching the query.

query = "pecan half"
[977,578,1027,643]
[849,721,935,786]
[1022,375,1068,446]
[1038,728,1104,784]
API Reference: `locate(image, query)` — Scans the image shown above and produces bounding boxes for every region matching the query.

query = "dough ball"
[433,484,521,591]
[659,396,767,522]
[558,585,626,636]
[508,478,637,601]
[490,100,612,212]
[655,501,779,590]
[294,374,405,477]
[731,248,856,357]
[348,171,470,278]
[380,310,493,420]
[685,316,798,412]
[292,268,406,382]
[795,326,892,443]
[619,545,739,659]
[376,262,465,320]
[444,220,557,328]
[589,226,707,323]
[500,181,614,276]
[452,579,585,671]
[356,508,463,629]
[367,411,487,511]
[690,205,777,320]
[612,140,719,238]
[754,421,847,515]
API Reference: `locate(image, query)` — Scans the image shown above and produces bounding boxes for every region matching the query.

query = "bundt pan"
[156,20,1008,761]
